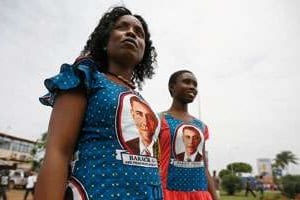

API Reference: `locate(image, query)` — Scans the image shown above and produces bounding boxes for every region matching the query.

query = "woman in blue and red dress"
[159,70,218,200]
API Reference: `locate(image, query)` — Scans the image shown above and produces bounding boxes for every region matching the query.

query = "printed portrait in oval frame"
[173,124,204,162]
[116,92,160,157]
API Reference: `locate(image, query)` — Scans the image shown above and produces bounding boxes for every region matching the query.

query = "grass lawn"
[220,190,287,200]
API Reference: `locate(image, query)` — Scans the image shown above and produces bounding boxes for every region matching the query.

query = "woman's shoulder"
[39,56,105,106]
[191,116,210,139]
[73,56,98,69]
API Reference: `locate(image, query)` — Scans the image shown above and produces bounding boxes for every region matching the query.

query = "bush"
[280,175,300,199]
[221,174,243,195]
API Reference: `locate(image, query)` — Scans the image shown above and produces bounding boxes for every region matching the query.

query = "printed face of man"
[182,127,201,156]
[130,98,157,146]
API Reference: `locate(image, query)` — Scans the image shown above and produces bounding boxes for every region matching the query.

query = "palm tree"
[273,151,298,174]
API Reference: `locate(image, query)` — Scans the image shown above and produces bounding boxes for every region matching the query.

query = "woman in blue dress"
[35,6,162,200]
[159,70,218,200]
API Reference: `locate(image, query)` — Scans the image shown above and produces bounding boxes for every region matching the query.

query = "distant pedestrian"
[212,170,221,199]
[245,177,256,198]
[23,171,37,200]
[0,169,9,200]
[256,175,264,197]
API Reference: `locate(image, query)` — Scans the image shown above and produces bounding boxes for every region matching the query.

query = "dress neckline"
[164,112,196,124]
[106,71,136,90]
[101,72,137,93]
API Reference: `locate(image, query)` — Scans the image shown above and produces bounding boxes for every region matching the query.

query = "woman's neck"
[106,61,137,89]
[108,60,135,80]
[167,100,193,121]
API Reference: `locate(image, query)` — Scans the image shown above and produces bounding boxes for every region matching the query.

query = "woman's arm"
[35,90,87,200]
[203,144,219,200]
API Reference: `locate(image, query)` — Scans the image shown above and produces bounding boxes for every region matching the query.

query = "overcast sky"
[1,0,299,174]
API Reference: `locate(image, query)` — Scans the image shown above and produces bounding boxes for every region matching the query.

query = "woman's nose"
[126,27,137,38]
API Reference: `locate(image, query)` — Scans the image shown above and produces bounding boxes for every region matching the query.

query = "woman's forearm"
[35,150,70,200]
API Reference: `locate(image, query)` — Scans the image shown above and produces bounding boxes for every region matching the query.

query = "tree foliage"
[226,162,252,174]
[30,132,47,171]
[280,175,300,199]
[273,151,298,170]
[221,174,243,195]
[219,169,231,178]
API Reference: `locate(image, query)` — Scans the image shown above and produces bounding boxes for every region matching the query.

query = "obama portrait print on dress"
[116,92,160,158]
[174,124,204,162]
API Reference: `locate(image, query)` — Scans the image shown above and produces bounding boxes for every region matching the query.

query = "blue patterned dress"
[159,113,212,200]
[40,57,162,200]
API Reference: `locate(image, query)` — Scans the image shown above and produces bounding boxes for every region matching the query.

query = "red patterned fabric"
[163,190,213,200]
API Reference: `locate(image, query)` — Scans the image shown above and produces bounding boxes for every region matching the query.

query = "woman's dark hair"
[81,6,157,89]
[168,70,193,96]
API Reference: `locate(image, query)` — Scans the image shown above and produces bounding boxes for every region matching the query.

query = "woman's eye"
[183,80,190,84]
[115,24,126,30]
[136,29,145,38]
[132,26,144,38]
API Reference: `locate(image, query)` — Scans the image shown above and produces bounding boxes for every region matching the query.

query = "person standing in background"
[256,175,264,198]
[0,169,9,200]
[212,170,221,199]
[245,177,256,198]
[24,171,37,200]
[159,70,218,200]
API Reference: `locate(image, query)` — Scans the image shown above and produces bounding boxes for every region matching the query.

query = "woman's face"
[172,72,198,103]
[107,15,146,67]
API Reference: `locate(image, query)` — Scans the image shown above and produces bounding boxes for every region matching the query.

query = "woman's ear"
[169,85,175,96]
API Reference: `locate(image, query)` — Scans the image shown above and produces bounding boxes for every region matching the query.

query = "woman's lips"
[122,38,138,48]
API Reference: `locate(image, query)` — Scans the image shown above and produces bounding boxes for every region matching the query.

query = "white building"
[0,132,35,170]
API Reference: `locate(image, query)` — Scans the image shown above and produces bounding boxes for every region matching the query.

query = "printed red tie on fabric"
[143,149,151,156]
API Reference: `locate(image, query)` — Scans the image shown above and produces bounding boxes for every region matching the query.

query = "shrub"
[280,175,300,199]
[221,174,243,195]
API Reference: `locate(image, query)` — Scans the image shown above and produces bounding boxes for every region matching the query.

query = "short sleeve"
[204,125,209,140]
[158,113,171,189]
[39,57,103,106]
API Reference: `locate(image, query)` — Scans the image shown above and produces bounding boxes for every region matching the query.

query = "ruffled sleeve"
[39,57,103,106]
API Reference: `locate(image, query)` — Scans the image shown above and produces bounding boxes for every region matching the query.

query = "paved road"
[5,189,34,200]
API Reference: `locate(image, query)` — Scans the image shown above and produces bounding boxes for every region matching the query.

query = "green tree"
[226,162,252,175]
[30,132,47,171]
[221,174,243,195]
[219,169,231,178]
[280,175,300,199]
[273,151,298,172]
